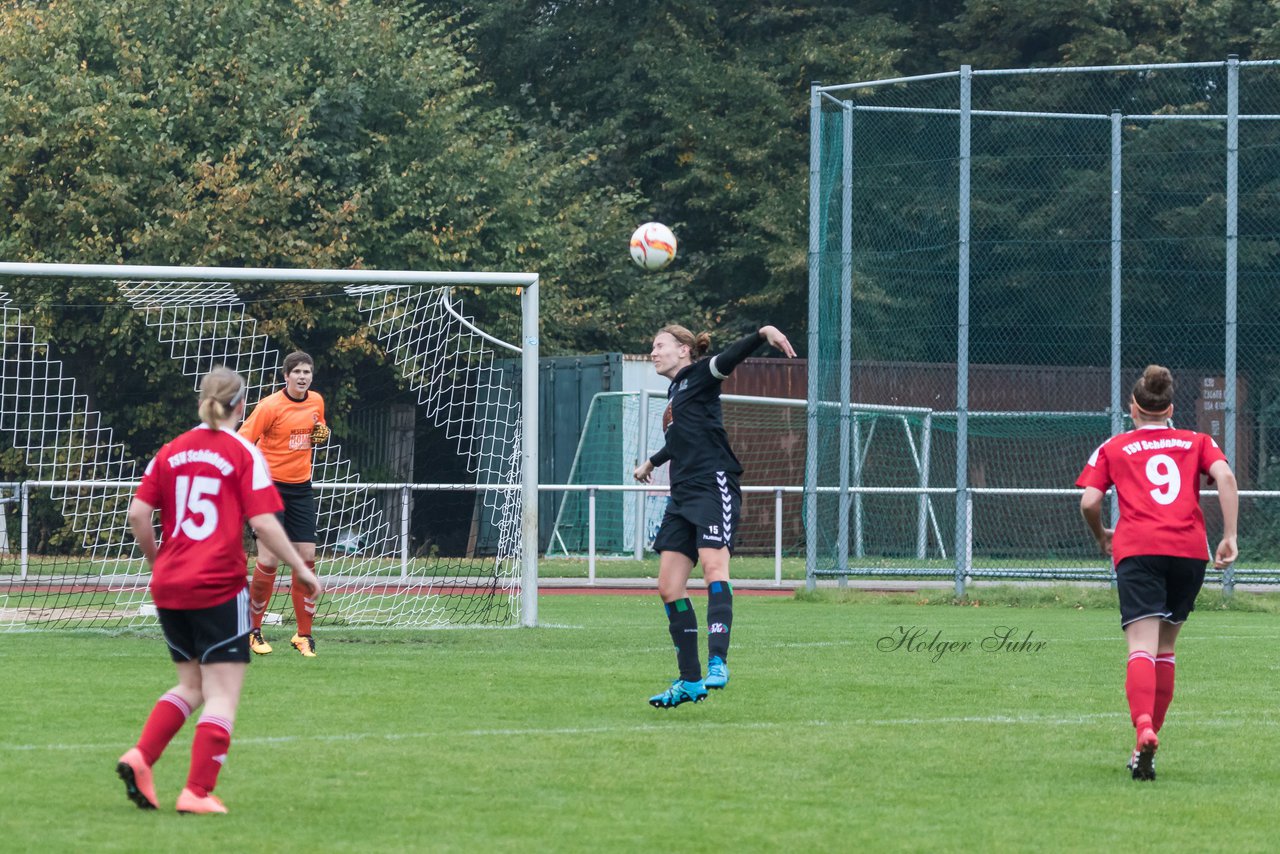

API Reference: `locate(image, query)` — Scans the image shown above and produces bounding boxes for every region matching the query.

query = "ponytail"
[198,366,246,428]
[658,324,712,360]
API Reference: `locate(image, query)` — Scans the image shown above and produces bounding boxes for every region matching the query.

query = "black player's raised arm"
[709,325,796,379]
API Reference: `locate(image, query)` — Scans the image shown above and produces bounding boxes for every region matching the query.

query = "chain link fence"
[808,58,1280,593]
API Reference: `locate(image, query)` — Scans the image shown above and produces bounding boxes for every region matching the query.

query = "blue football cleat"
[648,678,708,709]
[704,656,730,690]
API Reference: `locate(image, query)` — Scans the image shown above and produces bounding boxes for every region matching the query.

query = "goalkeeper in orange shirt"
[238,351,330,658]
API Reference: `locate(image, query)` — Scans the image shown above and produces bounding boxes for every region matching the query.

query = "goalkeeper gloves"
[310,418,330,445]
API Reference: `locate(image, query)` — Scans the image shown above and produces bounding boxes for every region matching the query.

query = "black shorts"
[1115,554,1207,628]
[158,589,251,664]
[274,481,317,544]
[652,472,742,563]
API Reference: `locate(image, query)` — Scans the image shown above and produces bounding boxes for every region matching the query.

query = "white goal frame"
[0,261,542,627]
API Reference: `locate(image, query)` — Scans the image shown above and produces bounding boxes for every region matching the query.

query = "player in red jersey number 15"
[116,367,321,814]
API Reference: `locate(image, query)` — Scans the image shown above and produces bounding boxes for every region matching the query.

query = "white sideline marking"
[16,710,1280,754]
[1077,634,1273,642]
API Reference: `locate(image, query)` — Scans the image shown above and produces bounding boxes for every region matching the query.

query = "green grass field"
[4,588,1278,852]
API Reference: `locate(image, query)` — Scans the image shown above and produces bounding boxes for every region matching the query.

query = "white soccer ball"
[629,222,677,271]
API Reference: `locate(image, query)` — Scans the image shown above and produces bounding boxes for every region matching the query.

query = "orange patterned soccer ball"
[629,222,677,271]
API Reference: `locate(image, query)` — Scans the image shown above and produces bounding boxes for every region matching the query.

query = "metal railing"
[4,480,1277,595]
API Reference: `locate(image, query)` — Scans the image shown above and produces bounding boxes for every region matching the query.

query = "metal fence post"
[954,65,972,598]
[1224,55,1239,471]
[1109,110,1123,532]
[400,484,411,580]
[805,81,822,592]
[1223,55,1241,596]
[588,487,597,584]
[635,389,650,562]
[775,487,784,585]
[838,99,854,578]
[20,482,29,581]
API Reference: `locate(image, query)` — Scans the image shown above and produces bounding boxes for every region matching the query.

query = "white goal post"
[0,262,540,629]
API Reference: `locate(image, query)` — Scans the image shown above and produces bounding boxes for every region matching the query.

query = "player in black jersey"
[634,323,795,708]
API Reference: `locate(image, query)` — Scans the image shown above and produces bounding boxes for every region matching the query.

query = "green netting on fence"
[811,61,1280,580]
[548,392,808,558]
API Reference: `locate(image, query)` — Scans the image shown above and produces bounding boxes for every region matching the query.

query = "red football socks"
[135,692,192,765]
[292,561,318,635]
[249,562,277,630]
[186,716,233,798]
[1153,653,1176,733]
[1125,650,1157,729]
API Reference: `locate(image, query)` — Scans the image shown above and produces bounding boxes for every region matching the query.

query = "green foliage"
[0,0,636,345]
[0,0,634,546]
[2,2,507,268]
[463,2,911,344]
[941,0,1280,68]
[3,0,1279,358]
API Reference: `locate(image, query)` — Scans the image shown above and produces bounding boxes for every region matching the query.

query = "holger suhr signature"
[876,625,1047,663]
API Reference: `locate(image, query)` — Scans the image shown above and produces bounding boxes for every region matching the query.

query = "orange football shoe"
[176,787,228,815]
[116,747,158,810]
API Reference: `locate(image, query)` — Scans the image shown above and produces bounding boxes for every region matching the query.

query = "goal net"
[548,391,813,558]
[807,408,1114,579]
[549,388,1115,575]
[0,265,538,629]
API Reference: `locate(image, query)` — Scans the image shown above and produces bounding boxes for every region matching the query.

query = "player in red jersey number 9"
[1077,365,1238,782]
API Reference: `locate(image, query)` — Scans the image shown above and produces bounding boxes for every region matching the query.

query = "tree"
[461,1,912,345]
[942,0,1280,69]
[0,1,638,434]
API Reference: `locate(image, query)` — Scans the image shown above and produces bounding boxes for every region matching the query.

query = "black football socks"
[665,598,701,682]
[706,580,733,662]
